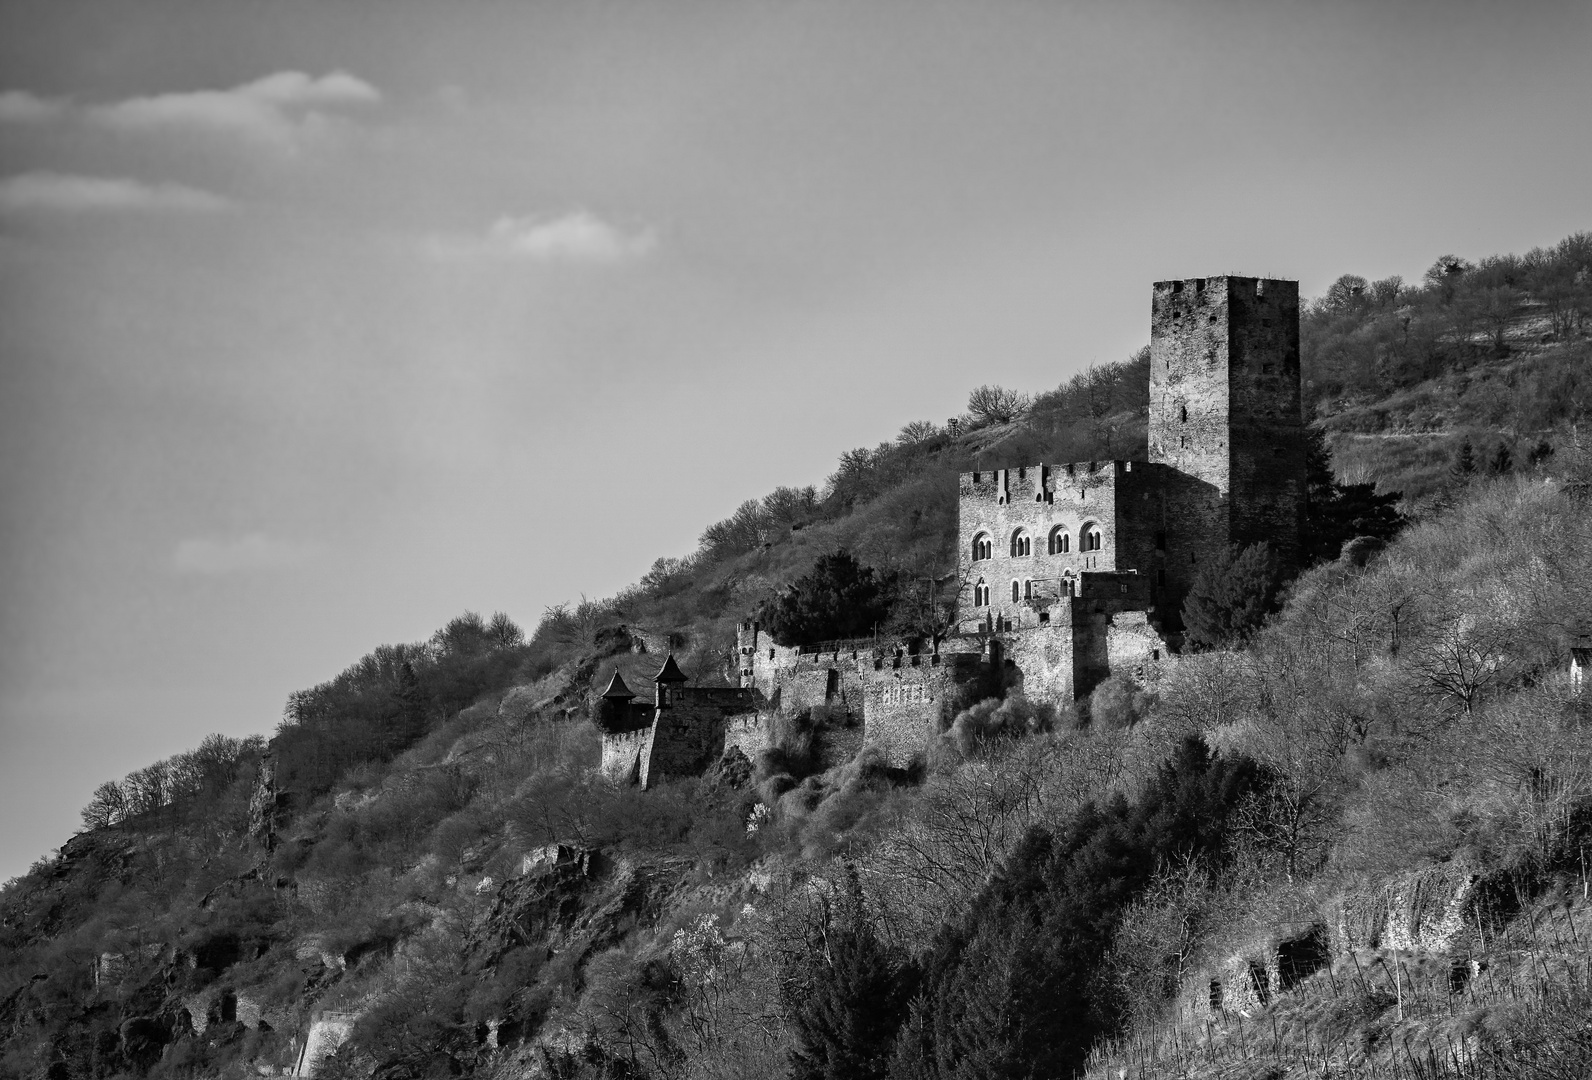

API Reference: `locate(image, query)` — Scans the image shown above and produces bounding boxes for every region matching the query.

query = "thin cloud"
[0,172,229,214]
[0,90,71,124]
[428,210,658,265]
[0,71,380,148]
[171,534,318,576]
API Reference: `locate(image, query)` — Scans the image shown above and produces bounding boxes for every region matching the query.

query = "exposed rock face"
[1333,861,1482,954]
[296,1012,358,1077]
[247,756,286,851]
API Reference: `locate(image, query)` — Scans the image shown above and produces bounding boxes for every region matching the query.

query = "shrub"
[1087,676,1153,730]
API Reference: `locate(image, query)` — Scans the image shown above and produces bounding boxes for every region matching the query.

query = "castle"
[600,276,1305,783]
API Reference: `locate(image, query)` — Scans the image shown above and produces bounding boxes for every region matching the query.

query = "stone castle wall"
[599,727,652,785]
[956,462,1122,630]
[644,688,756,785]
[732,623,998,768]
[862,652,993,765]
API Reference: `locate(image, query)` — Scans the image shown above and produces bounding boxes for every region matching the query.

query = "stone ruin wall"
[599,726,652,786]
[863,652,993,765]
[645,686,757,785]
[728,623,998,768]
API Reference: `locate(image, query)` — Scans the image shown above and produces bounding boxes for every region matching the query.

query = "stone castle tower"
[1148,276,1306,602]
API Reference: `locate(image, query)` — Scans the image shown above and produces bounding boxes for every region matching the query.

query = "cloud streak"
[427,210,658,265]
[0,90,71,123]
[0,172,229,214]
[171,534,319,576]
[0,71,380,148]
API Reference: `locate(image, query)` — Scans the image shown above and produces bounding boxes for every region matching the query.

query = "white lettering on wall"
[879,683,931,706]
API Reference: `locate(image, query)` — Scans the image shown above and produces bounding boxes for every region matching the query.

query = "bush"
[941,694,1054,757]
[1087,676,1153,730]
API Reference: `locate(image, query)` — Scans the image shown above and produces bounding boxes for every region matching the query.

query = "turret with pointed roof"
[602,671,637,700]
[596,668,645,731]
[653,653,686,707]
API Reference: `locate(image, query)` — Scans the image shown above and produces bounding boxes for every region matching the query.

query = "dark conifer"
[1181,544,1281,651]
[790,917,918,1080]
[759,549,900,646]
[1302,427,1404,564]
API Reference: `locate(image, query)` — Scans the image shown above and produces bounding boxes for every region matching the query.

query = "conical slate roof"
[654,654,687,683]
[601,671,636,700]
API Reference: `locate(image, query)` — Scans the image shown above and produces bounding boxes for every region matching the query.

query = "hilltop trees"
[79,733,263,829]
[966,385,1032,427]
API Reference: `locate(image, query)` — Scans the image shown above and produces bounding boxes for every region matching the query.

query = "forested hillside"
[3,234,1591,1079]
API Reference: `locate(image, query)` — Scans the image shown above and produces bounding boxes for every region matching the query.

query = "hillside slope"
[3,236,1591,1079]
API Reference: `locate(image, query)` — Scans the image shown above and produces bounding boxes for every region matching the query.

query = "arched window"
[972,533,992,561]
[1048,526,1070,554]
[1010,529,1031,557]
[1179,403,1188,423]
[1081,523,1103,552]
[1023,579,1033,600]
[1011,580,1020,602]
[1061,570,1077,598]
[974,578,988,607]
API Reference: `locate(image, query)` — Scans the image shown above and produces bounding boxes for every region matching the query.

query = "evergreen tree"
[894,737,1263,1079]
[788,876,919,1080]
[1303,428,1404,564]
[760,549,899,646]
[1181,544,1280,651]
[1488,441,1514,475]
[1450,439,1477,480]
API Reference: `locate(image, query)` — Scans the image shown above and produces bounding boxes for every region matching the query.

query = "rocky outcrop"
[1332,860,1483,954]
[295,1011,358,1077]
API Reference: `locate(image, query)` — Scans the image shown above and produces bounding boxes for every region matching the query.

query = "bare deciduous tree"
[966,384,1032,427]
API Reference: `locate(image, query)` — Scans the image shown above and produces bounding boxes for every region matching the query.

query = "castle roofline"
[654,654,687,683]
[1152,274,1298,287]
[601,671,636,700]
[958,458,1151,479]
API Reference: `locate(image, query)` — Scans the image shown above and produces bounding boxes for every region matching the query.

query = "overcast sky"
[1,0,1588,881]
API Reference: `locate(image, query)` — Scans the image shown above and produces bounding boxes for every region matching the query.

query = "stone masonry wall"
[731,623,995,768]
[864,653,994,765]
[1003,621,1076,702]
[722,713,772,763]
[956,461,1127,632]
[645,686,756,786]
[600,728,652,785]
[1226,277,1306,569]
[1149,276,1305,600]
[1149,276,1240,605]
